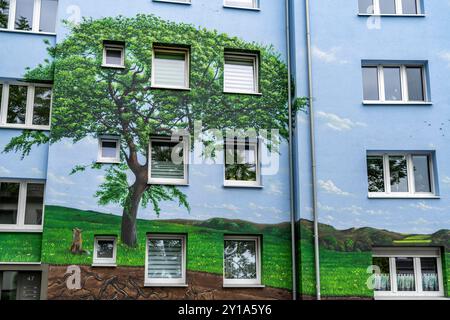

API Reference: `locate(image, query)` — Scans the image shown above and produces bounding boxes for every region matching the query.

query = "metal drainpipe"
[305,0,321,300]
[285,0,297,301]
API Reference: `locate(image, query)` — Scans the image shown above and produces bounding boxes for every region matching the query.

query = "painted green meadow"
[41,206,292,290]
[0,233,42,262]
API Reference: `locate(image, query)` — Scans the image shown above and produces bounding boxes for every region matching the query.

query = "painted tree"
[4,15,292,247]
[0,0,9,28]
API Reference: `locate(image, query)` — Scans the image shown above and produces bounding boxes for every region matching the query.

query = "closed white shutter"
[224,54,258,93]
[225,0,257,9]
[148,238,183,279]
[153,49,188,88]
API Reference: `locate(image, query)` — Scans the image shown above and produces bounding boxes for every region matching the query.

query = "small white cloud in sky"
[318,179,351,196]
[48,172,75,185]
[316,111,367,132]
[31,167,43,175]
[442,176,450,184]
[0,166,11,174]
[409,202,443,211]
[439,51,450,67]
[312,46,348,64]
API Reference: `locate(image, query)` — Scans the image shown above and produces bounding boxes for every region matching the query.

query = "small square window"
[97,136,120,163]
[103,43,125,68]
[224,52,259,94]
[224,0,259,9]
[224,236,262,286]
[152,47,190,89]
[145,234,186,286]
[224,139,261,187]
[93,236,117,267]
[149,136,188,185]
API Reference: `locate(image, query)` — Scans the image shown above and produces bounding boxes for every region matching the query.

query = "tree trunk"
[121,179,147,247]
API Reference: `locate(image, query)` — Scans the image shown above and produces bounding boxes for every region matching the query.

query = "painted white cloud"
[439,51,450,68]
[442,176,450,185]
[316,111,366,132]
[0,166,11,174]
[409,202,444,211]
[248,202,283,215]
[31,167,43,175]
[48,172,75,185]
[312,46,348,64]
[318,179,351,196]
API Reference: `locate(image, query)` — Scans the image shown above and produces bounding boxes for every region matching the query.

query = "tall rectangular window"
[152,47,190,89]
[224,52,259,94]
[0,181,45,231]
[224,139,260,187]
[224,0,259,9]
[145,234,186,286]
[0,0,58,32]
[362,64,427,103]
[359,0,422,15]
[224,236,261,286]
[366,153,435,197]
[149,136,188,185]
[372,248,444,298]
[0,82,52,129]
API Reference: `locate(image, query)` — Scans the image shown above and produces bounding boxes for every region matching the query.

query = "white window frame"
[151,46,190,90]
[363,64,428,104]
[373,247,444,299]
[92,236,117,267]
[223,235,262,287]
[0,82,52,130]
[0,180,45,232]
[102,43,125,68]
[223,52,260,94]
[360,0,422,15]
[148,135,189,185]
[224,139,261,188]
[144,234,187,287]
[97,136,121,164]
[367,152,436,198]
[1,0,57,34]
[224,0,260,10]
[153,0,191,4]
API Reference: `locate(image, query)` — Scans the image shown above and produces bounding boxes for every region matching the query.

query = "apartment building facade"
[0,0,449,301]
[293,0,450,299]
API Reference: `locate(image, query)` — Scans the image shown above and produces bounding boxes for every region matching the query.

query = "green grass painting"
[0,233,42,262]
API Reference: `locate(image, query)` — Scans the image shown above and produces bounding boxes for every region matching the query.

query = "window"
[0,82,52,130]
[224,0,259,10]
[362,65,427,103]
[0,0,58,33]
[358,0,422,15]
[372,248,444,298]
[224,52,259,94]
[224,139,260,187]
[97,136,120,163]
[102,43,125,68]
[149,136,188,185]
[366,153,435,197]
[152,47,190,89]
[0,181,45,231]
[224,236,261,286]
[93,236,117,267]
[145,234,186,286]
[0,271,42,300]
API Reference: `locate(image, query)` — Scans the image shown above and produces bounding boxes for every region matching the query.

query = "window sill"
[363,101,432,106]
[357,13,426,17]
[96,160,121,165]
[375,295,446,300]
[0,226,43,233]
[368,194,439,199]
[0,28,57,36]
[223,5,260,12]
[0,261,42,265]
[223,284,265,288]
[223,183,263,189]
[101,64,126,69]
[144,283,188,287]
[0,124,50,131]
[151,85,191,91]
[148,180,189,186]
[223,90,262,96]
[153,0,192,4]
[92,263,117,268]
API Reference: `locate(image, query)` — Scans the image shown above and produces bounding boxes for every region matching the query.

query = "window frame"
[144,234,187,287]
[223,51,260,95]
[372,248,444,298]
[367,152,436,198]
[223,0,260,10]
[97,136,121,164]
[359,0,423,16]
[102,43,125,69]
[362,64,428,104]
[151,46,190,90]
[223,235,262,287]
[148,135,189,186]
[0,82,52,130]
[0,0,58,34]
[0,180,46,232]
[92,236,117,267]
[223,138,261,188]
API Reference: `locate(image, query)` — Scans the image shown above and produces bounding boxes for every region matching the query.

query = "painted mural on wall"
[2,14,295,298]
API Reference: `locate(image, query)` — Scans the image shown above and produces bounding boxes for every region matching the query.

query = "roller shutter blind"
[224,54,258,94]
[153,49,188,88]
[147,238,183,279]
[225,0,258,9]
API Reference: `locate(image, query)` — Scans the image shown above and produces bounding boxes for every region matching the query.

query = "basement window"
[93,236,117,267]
